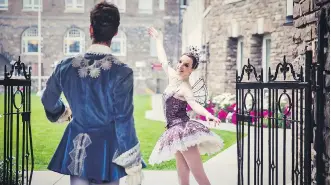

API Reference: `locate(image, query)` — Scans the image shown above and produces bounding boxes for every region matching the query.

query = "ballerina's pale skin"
[148,27,224,185]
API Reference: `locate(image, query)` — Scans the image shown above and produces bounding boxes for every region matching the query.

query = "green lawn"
[0,94,237,170]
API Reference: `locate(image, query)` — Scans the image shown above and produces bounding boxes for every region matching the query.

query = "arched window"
[64,28,85,55]
[21,27,39,54]
[111,31,126,56]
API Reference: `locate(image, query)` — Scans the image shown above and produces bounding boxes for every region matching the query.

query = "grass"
[0,94,237,171]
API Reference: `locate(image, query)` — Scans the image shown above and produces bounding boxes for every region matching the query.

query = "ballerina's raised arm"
[148,27,177,78]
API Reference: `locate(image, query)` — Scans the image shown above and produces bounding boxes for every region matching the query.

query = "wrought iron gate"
[0,57,34,185]
[236,9,328,185]
[236,51,312,185]
[312,8,329,185]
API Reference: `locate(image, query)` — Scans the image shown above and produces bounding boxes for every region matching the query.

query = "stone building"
[200,0,296,95]
[0,0,181,93]
[293,0,329,183]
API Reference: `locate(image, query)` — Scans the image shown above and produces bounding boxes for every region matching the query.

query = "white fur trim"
[86,44,112,55]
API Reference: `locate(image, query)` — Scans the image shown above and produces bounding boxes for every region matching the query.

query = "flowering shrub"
[0,160,22,185]
[186,92,292,129]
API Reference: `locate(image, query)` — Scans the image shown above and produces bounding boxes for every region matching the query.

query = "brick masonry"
[203,0,296,95]
[0,0,181,93]
[293,0,330,183]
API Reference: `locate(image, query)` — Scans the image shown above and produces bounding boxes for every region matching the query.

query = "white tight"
[175,146,211,185]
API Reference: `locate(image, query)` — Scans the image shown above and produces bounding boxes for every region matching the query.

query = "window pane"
[139,0,152,13]
[0,0,8,9]
[68,29,81,37]
[69,41,81,53]
[286,0,293,16]
[265,39,271,70]
[23,0,31,7]
[159,0,164,10]
[34,0,39,6]
[23,40,26,53]
[180,0,189,6]
[111,41,121,54]
[27,40,39,52]
[66,0,73,6]
[240,41,244,65]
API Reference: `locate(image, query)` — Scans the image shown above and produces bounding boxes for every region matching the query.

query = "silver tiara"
[187,46,200,64]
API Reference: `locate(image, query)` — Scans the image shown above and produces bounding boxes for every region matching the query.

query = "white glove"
[56,106,72,123]
[125,163,143,185]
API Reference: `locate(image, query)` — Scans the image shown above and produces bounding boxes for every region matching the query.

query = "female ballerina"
[148,27,224,185]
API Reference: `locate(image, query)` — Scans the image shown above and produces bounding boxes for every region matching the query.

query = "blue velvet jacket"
[41,44,145,183]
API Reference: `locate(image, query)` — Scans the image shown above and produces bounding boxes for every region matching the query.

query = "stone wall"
[204,0,296,95]
[293,0,329,183]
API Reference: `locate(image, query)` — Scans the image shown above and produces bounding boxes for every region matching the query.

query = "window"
[110,31,126,56]
[106,0,126,13]
[64,28,85,55]
[150,38,157,56]
[21,27,40,54]
[138,0,153,14]
[23,0,41,11]
[262,35,271,81]
[65,0,84,12]
[159,0,164,10]
[0,0,8,10]
[236,38,244,73]
[286,0,293,23]
[180,0,189,6]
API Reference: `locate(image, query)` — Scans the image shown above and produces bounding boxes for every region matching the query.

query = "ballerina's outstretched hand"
[148,27,162,40]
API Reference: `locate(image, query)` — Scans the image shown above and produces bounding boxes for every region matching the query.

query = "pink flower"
[231,113,237,124]
[218,109,227,120]
[186,105,192,111]
[227,103,236,112]
[263,110,269,118]
[200,115,207,121]
[206,107,215,115]
[284,105,291,115]
[250,111,257,123]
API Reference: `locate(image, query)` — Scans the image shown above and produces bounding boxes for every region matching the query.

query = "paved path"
[31,124,295,185]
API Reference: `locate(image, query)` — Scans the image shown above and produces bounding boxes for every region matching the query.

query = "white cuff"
[125,163,142,175]
[125,164,143,185]
[56,106,72,123]
[112,143,141,168]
